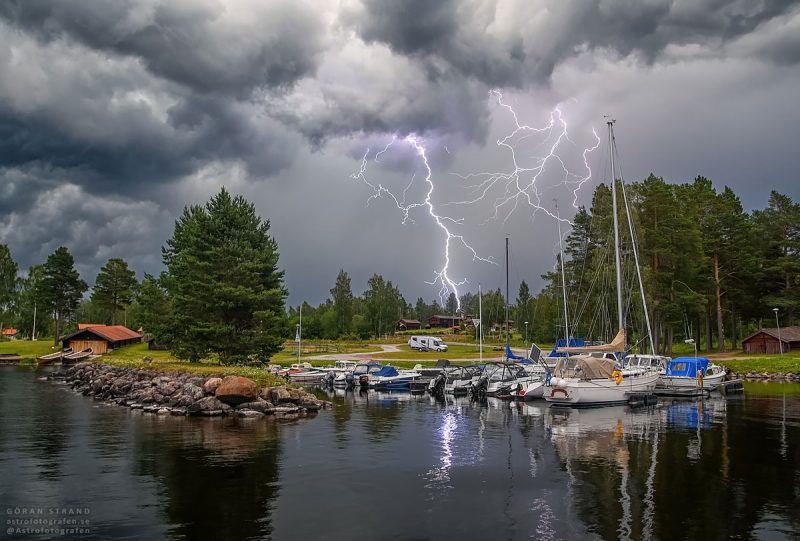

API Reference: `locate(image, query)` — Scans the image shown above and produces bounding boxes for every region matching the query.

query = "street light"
[296,323,301,363]
[773,308,783,355]
[685,338,697,358]
[524,321,529,346]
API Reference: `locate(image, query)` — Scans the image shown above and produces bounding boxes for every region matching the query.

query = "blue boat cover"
[505,344,527,361]
[665,357,710,377]
[548,338,586,357]
[373,366,400,377]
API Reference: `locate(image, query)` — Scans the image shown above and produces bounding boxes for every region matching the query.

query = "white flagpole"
[478,284,483,364]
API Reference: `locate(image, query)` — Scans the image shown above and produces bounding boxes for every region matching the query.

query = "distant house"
[1,328,17,340]
[491,320,515,333]
[428,314,463,329]
[61,325,143,355]
[741,326,800,354]
[397,319,422,331]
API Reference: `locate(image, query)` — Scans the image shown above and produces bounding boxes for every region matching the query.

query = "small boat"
[368,365,422,391]
[286,368,327,385]
[474,362,544,398]
[62,347,92,365]
[277,362,313,377]
[0,353,23,364]
[411,359,451,378]
[37,348,72,365]
[656,356,727,395]
[429,365,483,396]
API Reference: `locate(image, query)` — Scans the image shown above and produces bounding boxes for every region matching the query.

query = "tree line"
[1,181,796,362]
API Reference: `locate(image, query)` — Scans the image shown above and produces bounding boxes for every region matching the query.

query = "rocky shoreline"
[50,362,328,420]
[733,371,800,382]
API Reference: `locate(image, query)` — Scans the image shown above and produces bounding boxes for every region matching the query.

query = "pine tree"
[0,244,18,333]
[162,188,287,364]
[41,247,88,345]
[92,258,137,325]
[330,269,354,337]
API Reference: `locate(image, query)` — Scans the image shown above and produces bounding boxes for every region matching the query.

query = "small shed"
[397,319,422,331]
[61,325,143,355]
[741,326,800,354]
[1,328,18,340]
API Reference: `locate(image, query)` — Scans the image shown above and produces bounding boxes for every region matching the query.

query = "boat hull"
[545,371,659,406]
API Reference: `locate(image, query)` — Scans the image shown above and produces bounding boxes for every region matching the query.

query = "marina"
[1,365,797,540]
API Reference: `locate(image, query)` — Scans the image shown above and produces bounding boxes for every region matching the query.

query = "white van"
[408,336,448,352]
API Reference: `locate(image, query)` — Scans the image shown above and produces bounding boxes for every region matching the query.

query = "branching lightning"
[350,89,600,309]
[449,90,600,227]
[351,135,494,310]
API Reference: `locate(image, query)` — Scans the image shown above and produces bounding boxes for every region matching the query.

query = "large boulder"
[203,377,223,395]
[215,376,258,405]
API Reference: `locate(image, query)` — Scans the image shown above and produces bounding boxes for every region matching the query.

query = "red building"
[397,319,422,331]
[741,326,800,354]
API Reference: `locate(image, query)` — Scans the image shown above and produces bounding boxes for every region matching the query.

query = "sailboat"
[545,120,661,406]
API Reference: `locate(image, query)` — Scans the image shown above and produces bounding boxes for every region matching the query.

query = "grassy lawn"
[0,339,60,362]
[717,353,800,375]
[98,343,286,387]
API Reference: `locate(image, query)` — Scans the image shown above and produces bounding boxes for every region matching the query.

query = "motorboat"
[368,365,422,391]
[474,362,544,398]
[656,356,727,394]
[428,365,483,396]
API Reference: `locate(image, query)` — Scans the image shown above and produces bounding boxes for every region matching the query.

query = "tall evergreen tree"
[0,244,18,332]
[41,247,88,345]
[92,258,137,325]
[13,265,49,339]
[330,269,354,337]
[162,188,287,364]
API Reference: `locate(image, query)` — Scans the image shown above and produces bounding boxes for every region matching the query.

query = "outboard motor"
[429,373,445,396]
[345,373,355,389]
[471,374,488,399]
[322,371,335,388]
[359,374,370,389]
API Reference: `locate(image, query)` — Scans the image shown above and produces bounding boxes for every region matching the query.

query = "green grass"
[0,339,61,361]
[99,343,286,387]
[717,353,800,375]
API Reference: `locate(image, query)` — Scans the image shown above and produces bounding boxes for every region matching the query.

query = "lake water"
[0,366,798,540]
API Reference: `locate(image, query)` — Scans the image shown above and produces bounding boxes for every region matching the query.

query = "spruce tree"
[163,188,287,364]
[92,258,137,325]
[41,247,88,345]
[0,244,18,333]
[330,269,353,337]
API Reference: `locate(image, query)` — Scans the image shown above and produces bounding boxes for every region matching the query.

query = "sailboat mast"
[608,120,625,335]
[479,283,483,364]
[556,200,570,347]
[505,236,510,347]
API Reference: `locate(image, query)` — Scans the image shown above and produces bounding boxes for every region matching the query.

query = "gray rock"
[187,396,232,414]
[157,408,171,415]
[236,399,274,414]
[273,405,300,415]
[238,410,266,418]
[269,387,293,404]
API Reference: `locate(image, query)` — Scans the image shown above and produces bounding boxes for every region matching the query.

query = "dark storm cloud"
[0,0,325,96]
[350,0,800,86]
[0,0,798,301]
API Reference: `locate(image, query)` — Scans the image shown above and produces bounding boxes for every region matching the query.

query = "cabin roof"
[62,325,142,343]
[741,326,800,344]
[1,328,17,335]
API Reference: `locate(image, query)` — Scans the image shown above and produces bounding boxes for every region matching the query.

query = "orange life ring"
[611,370,623,385]
[550,388,568,398]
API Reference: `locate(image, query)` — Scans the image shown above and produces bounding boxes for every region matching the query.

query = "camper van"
[408,336,448,352]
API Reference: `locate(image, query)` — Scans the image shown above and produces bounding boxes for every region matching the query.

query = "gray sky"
[1,0,799,307]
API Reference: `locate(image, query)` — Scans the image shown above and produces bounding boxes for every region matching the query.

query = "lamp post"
[773,308,783,355]
[296,323,301,363]
[685,338,697,358]
[524,321,529,346]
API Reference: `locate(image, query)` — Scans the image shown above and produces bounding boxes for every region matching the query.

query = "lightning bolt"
[350,90,600,309]
[449,90,600,227]
[351,135,495,310]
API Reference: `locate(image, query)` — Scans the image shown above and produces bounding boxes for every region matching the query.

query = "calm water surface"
[1,366,798,540]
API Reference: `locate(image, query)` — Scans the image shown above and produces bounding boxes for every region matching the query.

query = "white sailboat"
[545,120,661,406]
